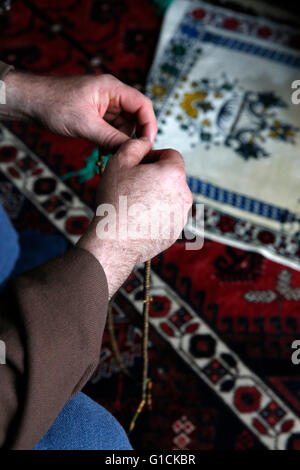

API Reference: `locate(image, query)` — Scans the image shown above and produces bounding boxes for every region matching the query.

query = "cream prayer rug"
[147,0,300,270]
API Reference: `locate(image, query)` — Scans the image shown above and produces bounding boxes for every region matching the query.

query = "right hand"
[78,137,193,298]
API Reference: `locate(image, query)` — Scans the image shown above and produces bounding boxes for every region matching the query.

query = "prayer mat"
[147,0,300,270]
[2,0,300,451]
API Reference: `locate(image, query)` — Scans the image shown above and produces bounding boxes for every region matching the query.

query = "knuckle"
[164,148,176,155]
[162,166,186,188]
[175,152,185,166]
[128,139,143,154]
[138,91,151,104]
[167,149,184,165]
[99,74,120,88]
[118,139,141,159]
[145,96,153,107]
[104,73,118,82]
[171,164,185,180]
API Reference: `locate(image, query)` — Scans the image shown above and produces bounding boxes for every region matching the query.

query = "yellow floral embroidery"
[269,130,278,138]
[151,84,167,97]
[180,91,207,118]
[270,120,295,139]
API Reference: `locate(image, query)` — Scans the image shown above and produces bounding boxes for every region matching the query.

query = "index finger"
[119,84,157,144]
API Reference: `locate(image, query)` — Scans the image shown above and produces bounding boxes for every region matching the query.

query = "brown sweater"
[0,247,108,450]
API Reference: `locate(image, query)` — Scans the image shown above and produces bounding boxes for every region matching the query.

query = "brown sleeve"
[0,246,108,450]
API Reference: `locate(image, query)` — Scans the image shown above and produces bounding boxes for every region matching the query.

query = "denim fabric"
[0,204,19,289]
[12,229,68,276]
[33,393,132,450]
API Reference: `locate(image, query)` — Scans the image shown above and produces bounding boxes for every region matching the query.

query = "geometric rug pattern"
[1,0,300,450]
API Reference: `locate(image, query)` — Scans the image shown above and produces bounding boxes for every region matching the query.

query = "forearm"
[0,65,64,123]
[0,70,43,121]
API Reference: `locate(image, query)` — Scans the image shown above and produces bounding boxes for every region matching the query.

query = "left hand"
[4,72,157,152]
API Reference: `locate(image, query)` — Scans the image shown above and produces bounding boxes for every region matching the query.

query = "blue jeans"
[33,393,132,450]
[0,204,132,450]
[0,204,19,291]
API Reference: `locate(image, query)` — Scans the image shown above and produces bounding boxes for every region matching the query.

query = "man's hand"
[3,72,157,151]
[77,138,193,298]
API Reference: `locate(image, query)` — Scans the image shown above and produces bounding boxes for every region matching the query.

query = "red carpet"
[1,0,300,450]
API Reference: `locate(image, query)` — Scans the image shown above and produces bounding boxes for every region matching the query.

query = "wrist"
[77,218,137,300]
[3,71,44,121]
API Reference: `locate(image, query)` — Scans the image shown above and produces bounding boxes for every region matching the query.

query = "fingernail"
[150,131,156,144]
[140,136,150,142]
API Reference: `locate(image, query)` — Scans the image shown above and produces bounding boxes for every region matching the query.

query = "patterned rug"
[2,0,300,450]
[148,0,300,270]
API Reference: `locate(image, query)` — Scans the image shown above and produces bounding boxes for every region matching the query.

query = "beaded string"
[97,154,153,434]
[129,259,153,434]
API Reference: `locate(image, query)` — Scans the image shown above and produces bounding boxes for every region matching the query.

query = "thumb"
[114,137,152,168]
